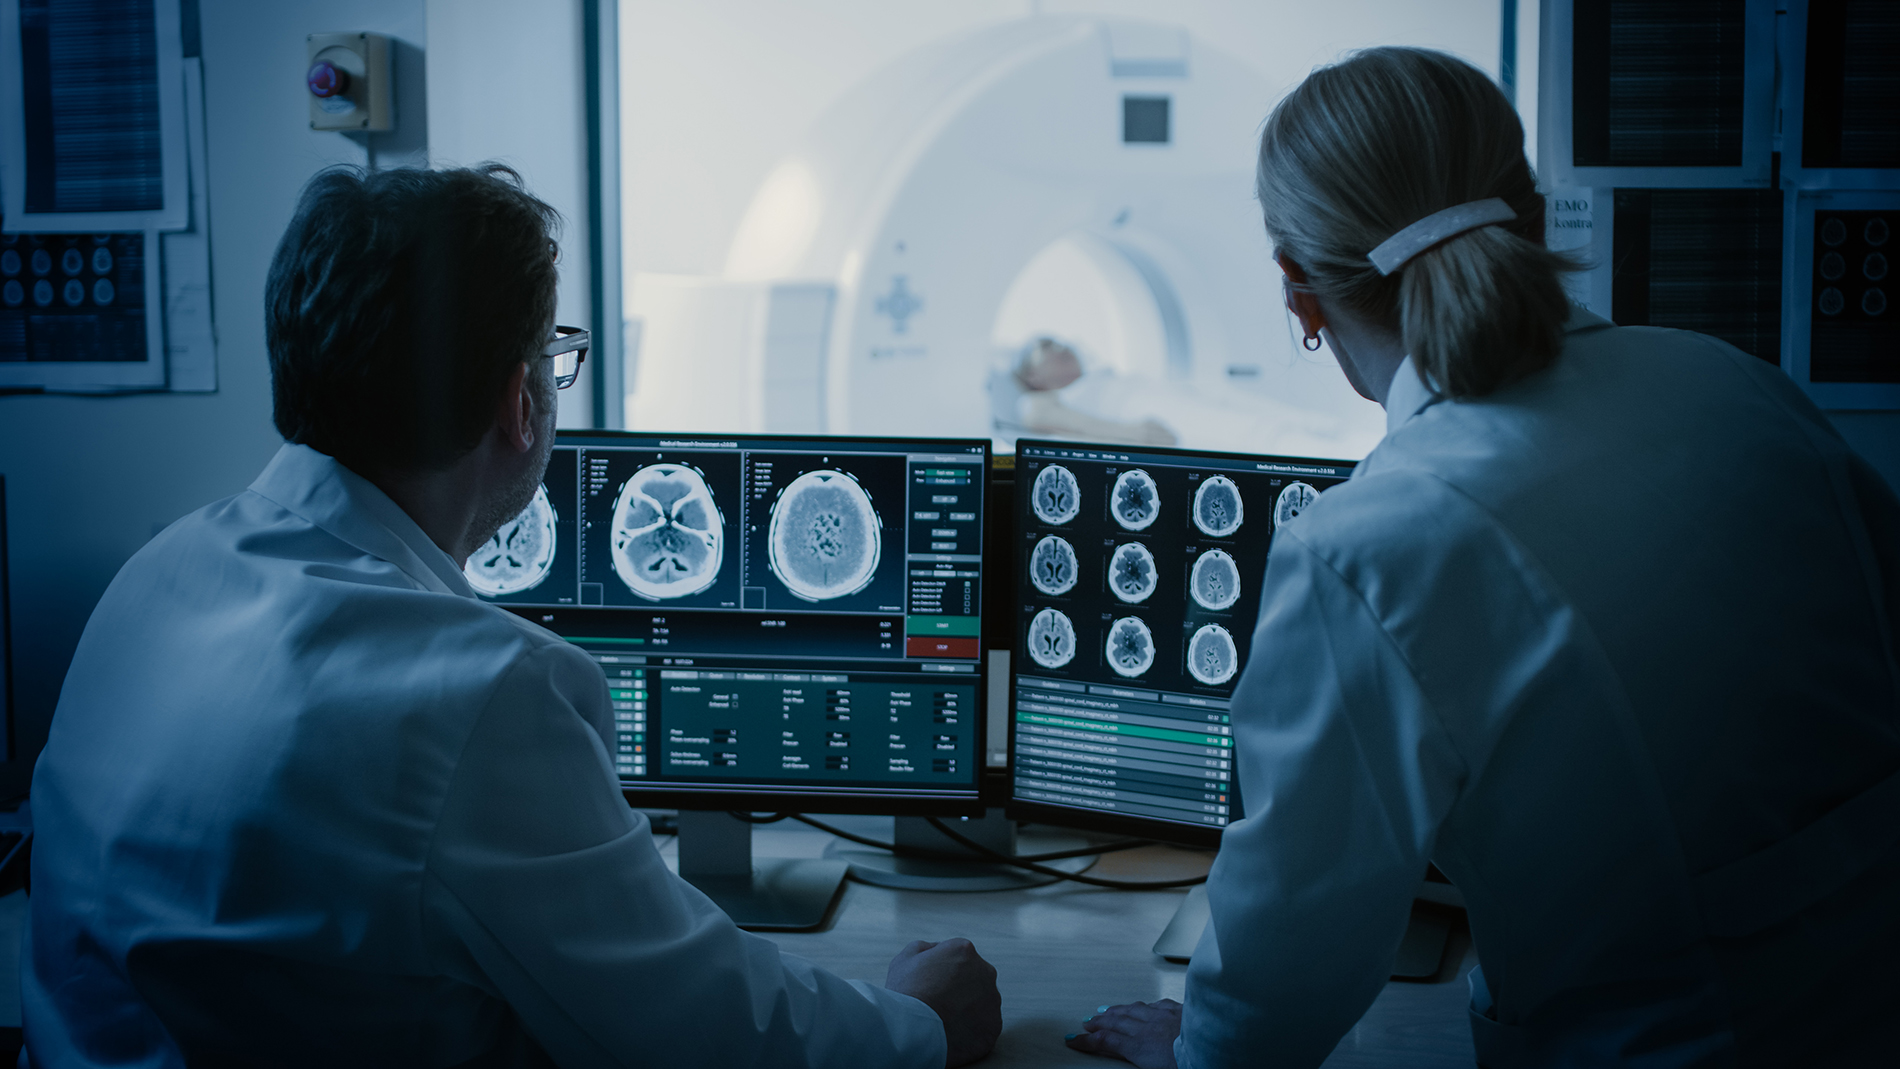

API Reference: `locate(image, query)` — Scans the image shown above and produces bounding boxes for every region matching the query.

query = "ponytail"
[1398,225,1574,397]
[1257,47,1578,399]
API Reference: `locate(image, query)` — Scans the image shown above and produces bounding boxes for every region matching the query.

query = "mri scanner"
[628,15,1386,459]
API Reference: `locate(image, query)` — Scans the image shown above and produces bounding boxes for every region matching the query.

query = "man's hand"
[1065,999,1182,1068]
[885,938,1002,1068]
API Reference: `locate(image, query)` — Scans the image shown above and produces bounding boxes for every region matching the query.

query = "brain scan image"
[1193,476,1244,537]
[1110,469,1160,531]
[465,484,558,597]
[1190,549,1242,612]
[1032,465,1082,525]
[1108,542,1158,604]
[611,463,726,600]
[1275,481,1318,528]
[768,469,881,601]
[1029,535,1079,596]
[1187,624,1239,686]
[1105,616,1156,678]
[1027,608,1078,669]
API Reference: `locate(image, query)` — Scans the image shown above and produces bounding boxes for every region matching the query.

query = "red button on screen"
[906,636,978,659]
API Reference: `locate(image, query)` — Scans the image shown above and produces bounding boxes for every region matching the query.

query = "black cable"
[725,811,793,824]
[787,815,1203,888]
[924,816,1208,890]
[787,814,1154,864]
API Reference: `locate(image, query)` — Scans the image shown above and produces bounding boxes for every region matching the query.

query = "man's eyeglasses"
[543,325,590,390]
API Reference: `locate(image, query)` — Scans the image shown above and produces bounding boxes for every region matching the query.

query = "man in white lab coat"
[24,165,999,1068]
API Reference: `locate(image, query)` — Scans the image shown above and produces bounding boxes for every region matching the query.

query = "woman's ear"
[1274,251,1327,342]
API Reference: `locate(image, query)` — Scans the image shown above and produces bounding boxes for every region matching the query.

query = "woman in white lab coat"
[1069,47,1900,1069]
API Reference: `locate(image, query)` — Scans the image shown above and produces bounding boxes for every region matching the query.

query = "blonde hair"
[1256,47,1576,398]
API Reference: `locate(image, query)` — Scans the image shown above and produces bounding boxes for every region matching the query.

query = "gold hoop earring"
[1302,334,1322,352]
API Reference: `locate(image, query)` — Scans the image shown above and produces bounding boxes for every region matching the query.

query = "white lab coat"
[24,444,944,1068]
[1182,310,1900,1068]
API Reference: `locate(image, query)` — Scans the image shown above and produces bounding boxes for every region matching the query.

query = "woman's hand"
[1065,998,1182,1068]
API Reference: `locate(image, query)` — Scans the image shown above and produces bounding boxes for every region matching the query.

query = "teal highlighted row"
[1017,711,1231,748]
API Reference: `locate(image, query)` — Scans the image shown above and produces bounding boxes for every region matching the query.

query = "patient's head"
[265,165,561,478]
[1015,337,1084,392]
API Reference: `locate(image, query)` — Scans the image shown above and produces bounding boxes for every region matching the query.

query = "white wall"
[0,0,429,790]
[427,0,596,428]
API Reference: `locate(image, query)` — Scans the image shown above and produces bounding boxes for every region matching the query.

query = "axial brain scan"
[1187,623,1238,686]
[1108,542,1158,604]
[1110,469,1160,531]
[466,483,558,597]
[1275,481,1318,528]
[1029,535,1079,596]
[1027,607,1078,668]
[1193,476,1244,537]
[1190,549,1242,612]
[768,469,882,601]
[1032,464,1082,525]
[611,463,725,600]
[1105,616,1156,678]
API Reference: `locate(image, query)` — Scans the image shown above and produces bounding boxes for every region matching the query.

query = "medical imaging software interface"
[1010,441,1355,833]
[475,432,989,804]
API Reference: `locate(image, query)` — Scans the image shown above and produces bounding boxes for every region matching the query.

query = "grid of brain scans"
[1011,440,1356,834]
[474,432,989,803]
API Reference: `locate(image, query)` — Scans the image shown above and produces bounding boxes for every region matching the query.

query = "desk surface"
[657,818,1477,1069]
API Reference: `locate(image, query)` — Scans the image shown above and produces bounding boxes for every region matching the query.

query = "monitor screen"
[1006,440,1356,846]
[487,431,990,814]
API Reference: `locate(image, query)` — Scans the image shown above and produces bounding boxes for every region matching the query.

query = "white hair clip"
[1367,198,1518,276]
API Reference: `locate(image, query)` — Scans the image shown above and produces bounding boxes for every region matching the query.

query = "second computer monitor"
[1006,439,1356,846]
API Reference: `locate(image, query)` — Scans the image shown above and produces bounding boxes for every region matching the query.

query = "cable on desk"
[725,811,793,824]
[784,815,1152,864]
[923,816,1209,891]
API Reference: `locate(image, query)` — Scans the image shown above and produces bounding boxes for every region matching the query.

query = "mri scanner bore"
[610,464,726,600]
[1110,469,1161,530]
[767,469,882,601]
[1108,541,1158,604]
[626,17,1388,461]
[466,484,559,597]
[1105,616,1157,678]
[1031,464,1082,525]
[1029,534,1079,596]
[1027,607,1078,668]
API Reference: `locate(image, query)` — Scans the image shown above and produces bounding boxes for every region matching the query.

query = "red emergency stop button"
[307,61,349,98]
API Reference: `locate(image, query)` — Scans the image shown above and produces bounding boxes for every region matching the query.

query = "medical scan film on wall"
[470,431,989,807]
[1009,440,1355,840]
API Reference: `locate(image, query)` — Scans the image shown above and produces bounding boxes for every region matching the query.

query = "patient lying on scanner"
[990,337,1178,446]
[991,336,1371,458]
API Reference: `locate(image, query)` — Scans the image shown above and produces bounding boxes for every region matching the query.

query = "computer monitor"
[1004,439,1357,848]
[477,431,991,927]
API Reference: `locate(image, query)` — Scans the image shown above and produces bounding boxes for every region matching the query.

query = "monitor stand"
[1152,879,1462,978]
[676,811,849,932]
[1151,883,1210,962]
[827,810,1095,891]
